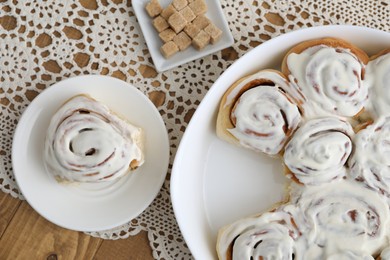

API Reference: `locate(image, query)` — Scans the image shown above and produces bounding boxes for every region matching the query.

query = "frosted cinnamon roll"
[379,247,390,260]
[282,37,369,118]
[44,94,144,183]
[327,251,374,260]
[289,180,389,257]
[349,116,390,199]
[364,49,390,118]
[216,69,302,156]
[216,208,299,260]
[283,117,354,185]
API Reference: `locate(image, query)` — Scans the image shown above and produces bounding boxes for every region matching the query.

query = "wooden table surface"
[0,191,154,259]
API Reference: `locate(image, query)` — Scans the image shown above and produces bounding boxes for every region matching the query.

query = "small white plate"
[133,0,234,72]
[12,75,170,232]
[170,25,390,259]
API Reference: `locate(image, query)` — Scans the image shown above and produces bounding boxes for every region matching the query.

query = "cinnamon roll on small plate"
[44,94,145,183]
[12,75,169,232]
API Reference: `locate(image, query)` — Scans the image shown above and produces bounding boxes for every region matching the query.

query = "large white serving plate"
[171,25,390,259]
[12,75,169,232]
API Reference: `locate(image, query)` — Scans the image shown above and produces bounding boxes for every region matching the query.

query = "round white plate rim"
[12,75,170,232]
[171,25,390,259]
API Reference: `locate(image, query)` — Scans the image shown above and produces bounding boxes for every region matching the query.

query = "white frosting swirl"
[283,117,354,185]
[327,251,374,260]
[217,209,298,260]
[365,51,390,118]
[229,85,301,155]
[349,116,390,199]
[44,95,144,182]
[380,246,390,260]
[289,180,389,258]
[287,45,367,118]
[217,180,389,260]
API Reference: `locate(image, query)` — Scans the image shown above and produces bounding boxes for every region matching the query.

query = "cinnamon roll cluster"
[216,38,390,259]
[44,95,144,183]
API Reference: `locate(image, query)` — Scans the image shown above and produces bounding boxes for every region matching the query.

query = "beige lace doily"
[1,0,388,258]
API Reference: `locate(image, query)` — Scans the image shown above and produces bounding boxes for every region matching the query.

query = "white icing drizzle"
[217,46,390,260]
[44,95,144,182]
[217,180,390,260]
[326,251,374,260]
[289,180,389,259]
[287,45,367,118]
[225,70,304,108]
[229,85,301,155]
[381,246,390,260]
[228,75,301,155]
[283,117,354,185]
[364,52,390,118]
[216,209,298,260]
[349,116,390,200]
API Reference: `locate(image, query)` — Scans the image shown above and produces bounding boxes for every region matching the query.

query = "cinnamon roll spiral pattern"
[365,50,390,118]
[349,116,390,199]
[283,117,354,185]
[216,70,301,155]
[327,252,374,260]
[217,209,299,260]
[290,180,389,258]
[44,95,144,183]
[380,247,390,260]
[216,38,390,260]
[217,180,389,259]
[282,38,369,118]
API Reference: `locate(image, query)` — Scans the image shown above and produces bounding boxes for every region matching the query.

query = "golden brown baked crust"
[281,37,369,76]
[370,48,390,60]
[216,69,290,149]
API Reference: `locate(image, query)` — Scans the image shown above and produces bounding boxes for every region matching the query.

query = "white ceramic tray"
[170,25,390,259]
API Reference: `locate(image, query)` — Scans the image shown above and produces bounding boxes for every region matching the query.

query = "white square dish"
[133,0,234,72]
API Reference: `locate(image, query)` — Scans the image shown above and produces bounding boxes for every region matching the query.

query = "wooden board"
[0,193,153,259]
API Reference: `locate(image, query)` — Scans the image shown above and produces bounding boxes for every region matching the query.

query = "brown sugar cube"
[204,23,222,44]
[192,14,210,30]
[173,31,192,51]
[145,0,162,18]
[168,12,187,33]
[160,41,179,58]
[153,16,169,32]
[160,4,176,20]
[172,0,188,11]
[184,23,201,38]
[188,0,207,16]
[159,28,176,43]
[179,6,196,23]
[192,30,210,50]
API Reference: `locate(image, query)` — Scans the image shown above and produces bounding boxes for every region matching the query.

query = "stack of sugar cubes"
[145,0,223,58]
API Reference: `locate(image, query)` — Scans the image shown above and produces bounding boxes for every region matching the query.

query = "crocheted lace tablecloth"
[0,0,388,258]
